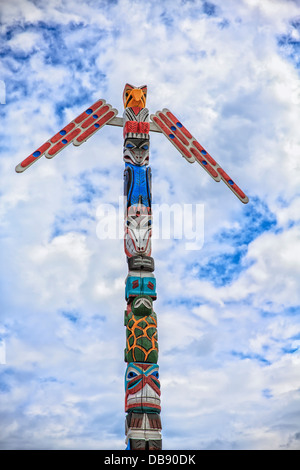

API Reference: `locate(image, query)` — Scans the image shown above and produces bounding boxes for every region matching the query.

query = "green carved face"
[131,295,153,316]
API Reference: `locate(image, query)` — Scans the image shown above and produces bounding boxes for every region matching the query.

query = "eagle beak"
[131,89,145,107]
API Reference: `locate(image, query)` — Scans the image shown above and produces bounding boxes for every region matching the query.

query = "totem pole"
[15,84,249,451]
[122,85,161,450]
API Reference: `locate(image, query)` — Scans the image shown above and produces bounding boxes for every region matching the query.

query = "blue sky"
[0,0,300,450]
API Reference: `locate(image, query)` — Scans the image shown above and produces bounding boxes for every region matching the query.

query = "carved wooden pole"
[122,85,162,450]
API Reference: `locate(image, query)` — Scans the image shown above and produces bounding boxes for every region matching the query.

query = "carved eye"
[128,371,137,378]
[126,92,129,97]
[151,371,159,379]
[142,145,148,150]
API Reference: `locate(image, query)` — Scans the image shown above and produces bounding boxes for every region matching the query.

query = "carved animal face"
[125,363,161,413]
[124,205,152,257]
[123,84,147,108]
[123,146,149,166]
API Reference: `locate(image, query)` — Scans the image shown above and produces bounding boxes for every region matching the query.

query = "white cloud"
[8,31,41,53]
[224,225,300,308]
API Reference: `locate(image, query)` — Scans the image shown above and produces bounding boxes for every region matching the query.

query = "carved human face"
[125,363,161,413]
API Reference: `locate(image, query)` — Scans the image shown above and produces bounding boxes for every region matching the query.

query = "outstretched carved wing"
[150,108,249,204]
[15,99,118,173]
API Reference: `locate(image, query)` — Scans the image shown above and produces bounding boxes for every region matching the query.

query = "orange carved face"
[123,83,147,108]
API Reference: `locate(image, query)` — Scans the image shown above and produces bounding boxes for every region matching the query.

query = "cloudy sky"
[0,0,300,450]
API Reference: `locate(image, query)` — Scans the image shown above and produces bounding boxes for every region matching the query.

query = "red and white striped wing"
[15,99,118,173]
[150,108,249,204]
